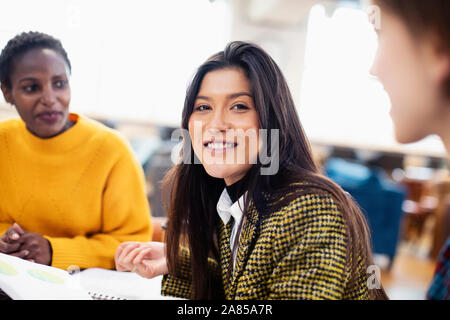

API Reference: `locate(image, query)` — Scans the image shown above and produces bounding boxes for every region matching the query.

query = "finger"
[18,233,52,265]
[5,227,21,242]
[9,249,30,259]
[121,246,146,268]
[0,239,8,252]
[117,242,141,262]
[132,247,153,266]
[115,243,141,271]
[134,261,155,279]
[0,239,21,254]
[15,234,36,251]
[16,235,39,258]
[115,242,137,261]
[13,223,25,235]
[146,258,168,276]
[137,258,167,279]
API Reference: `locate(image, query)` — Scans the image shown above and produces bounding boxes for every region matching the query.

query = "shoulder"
[263,185,347,243]
[78,115,133,154]
[271,185,344,227]
[0,118,24,136]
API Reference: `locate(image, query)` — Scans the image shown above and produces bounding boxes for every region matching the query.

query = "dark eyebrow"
[196,92,253,101]
[52,74,68,79]
[18,74,67,83]
[18,77,37,83]
[196,95,211,101]
[228,92,252,99]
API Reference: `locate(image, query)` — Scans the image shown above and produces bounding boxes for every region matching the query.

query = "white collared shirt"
[216,188,246,270]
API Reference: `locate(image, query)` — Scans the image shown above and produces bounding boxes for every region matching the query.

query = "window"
[0,0,231,126]
[300,4,446,157]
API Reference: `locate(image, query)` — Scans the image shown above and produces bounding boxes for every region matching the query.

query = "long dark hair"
[163,41,387,300]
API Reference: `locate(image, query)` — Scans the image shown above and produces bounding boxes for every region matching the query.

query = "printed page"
[0,253,91,300]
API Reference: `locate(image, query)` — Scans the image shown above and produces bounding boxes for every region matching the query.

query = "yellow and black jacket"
[161,191,370,300]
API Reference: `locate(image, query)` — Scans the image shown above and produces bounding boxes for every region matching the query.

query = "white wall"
[0,0,232,126]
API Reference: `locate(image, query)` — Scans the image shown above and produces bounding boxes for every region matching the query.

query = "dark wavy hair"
[163,41,388,300]
[0,31,71,89]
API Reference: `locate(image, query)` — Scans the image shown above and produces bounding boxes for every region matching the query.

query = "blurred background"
[1,0,449,300]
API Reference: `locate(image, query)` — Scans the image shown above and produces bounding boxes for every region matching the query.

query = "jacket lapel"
[228,203,259,298]
[218,218,233,297]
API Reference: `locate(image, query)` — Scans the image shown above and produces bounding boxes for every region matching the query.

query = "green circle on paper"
[0,260,19,276]
[27,269,65,284]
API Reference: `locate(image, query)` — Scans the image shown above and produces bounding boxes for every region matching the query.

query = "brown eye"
[195,105,211,112]
[54,80,68,89]
[232,104,249,111]
[21,84,38,93]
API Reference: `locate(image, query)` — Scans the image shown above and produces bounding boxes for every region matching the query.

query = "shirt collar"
[217,188,245,225]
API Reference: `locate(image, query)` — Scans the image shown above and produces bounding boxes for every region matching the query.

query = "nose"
[39,86,56,107]
[369,48,380,79]
[205,107,231,133]
[369,62,378,79]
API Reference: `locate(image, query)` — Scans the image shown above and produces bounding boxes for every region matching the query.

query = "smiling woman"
[115,41,389,300]
[0,31,152,270]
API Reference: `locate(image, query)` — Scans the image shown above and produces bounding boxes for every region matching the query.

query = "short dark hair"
[373,0,450,97]
[0,31,71,89]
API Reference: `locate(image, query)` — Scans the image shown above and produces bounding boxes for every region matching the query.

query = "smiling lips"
[36,110,62,123]
[203,138,238,154]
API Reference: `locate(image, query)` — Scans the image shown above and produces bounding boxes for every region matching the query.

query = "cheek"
[60,89,71,108]
[239,131,260,160]
[11,94,35,118]
[376,44,400,90]
[188,117,203,155]
[246,117,260,154]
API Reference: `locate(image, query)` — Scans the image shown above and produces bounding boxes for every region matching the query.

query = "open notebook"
[0,252,173,300]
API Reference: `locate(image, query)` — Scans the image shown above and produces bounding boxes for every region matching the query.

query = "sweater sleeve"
[0,223,12,238]
[267,194,350,300]
[45,144,153,270]
[161,246,192,298]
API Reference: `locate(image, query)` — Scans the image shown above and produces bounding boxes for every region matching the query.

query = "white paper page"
[0,253,92,300]
[78,268,179,300]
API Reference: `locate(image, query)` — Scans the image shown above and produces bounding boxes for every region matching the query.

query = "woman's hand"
[0,223,52,265]
[0,223,25,255]
[115,241,168,279]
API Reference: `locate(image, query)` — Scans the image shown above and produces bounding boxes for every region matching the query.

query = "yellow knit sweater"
[0,113,152,270]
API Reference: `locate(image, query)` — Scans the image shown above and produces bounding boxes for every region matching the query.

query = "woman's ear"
[1,83,14,105]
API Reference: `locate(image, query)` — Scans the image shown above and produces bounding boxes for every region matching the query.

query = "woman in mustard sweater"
[0,31,152,270]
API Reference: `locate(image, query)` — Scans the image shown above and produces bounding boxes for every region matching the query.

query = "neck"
[224,172,246,187]
[439,101,450,157]
[225,172,250,203]
[442,131,450,157]
[27,118,75,139]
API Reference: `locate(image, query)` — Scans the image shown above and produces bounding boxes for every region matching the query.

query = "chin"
[394,128,426,145]
[34,125,65,138]
[203,164,233,179]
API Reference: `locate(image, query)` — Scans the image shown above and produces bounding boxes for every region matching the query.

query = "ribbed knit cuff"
[44,235,115,271]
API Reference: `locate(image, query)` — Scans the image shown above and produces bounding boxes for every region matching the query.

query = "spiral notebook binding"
[88,291,126,300]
